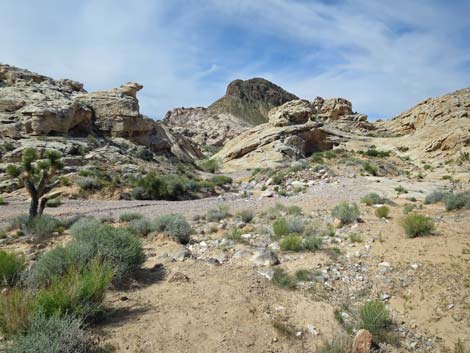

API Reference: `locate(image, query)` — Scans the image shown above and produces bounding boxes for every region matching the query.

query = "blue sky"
[1,0,469,120]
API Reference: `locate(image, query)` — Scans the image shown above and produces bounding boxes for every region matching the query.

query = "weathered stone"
[251,248,280,267]
[268,99,313,127]
[352,329,372,353]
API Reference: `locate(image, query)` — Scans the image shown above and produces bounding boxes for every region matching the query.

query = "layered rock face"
[214,99,342,171]
[0,64,202,162]
[312,96,367,122]
[379,88,470,157]
[209,78,299,125]
[163,107,251,148]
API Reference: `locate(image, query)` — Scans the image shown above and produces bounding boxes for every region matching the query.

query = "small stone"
[410,263,419,270]
[261,190,274,198]
[333,218,342,228]
[306,324,319,336]
[352,329,372,353]
[258,269,275,280]
[251,248,280,267]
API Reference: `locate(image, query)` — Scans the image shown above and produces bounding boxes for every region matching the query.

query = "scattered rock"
[352,329,372,353]
[251,248,280,267]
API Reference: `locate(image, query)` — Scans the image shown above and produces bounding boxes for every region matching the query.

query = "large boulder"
[268,99,314,127]
[313,96,368,122]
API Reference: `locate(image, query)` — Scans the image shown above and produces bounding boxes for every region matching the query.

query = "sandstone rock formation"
[0,64,202,162]
[209,78,298,125]
[376,88,470,160]
[163,107,251,148]
[214,99,341,171]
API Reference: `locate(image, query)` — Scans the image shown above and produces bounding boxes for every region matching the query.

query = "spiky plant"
[6,148,63,218]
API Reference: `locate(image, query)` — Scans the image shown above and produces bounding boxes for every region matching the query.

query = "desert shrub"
[237,209,255,223]
[46,197,62,208]
[445,191,470,211]
[59,176,71,186]
[287,205,303,215]
[294,269,314,282]
[365,149,390,158]
[4,314,91,353]
[209,175,232,186]
[302,236,322,251]
[198,158,220,173]
[271,268,297,289]
[127,218,153,236]
[134,173,195,201]
[225,228,243,242]
[0,251,25,286]
[401,214,434,238]
[348,233,363,243]
[119,213,144,222]
[0,196,7,205]
[153,214,192,244]
[363,162,378,176]
[76,176,102,191]
[34,261,113,319]
[279,234,303,251]
[424,190,449,204]
[331,202,360,224]
[272,218,289,239]
[16,215,61,240]
[375,205,390,218]
[287,218,305,234]
[72,224,145,280]
[402,204,416,214]
[318,337,351,353]
[394,185,408,194]
[131,186,146,200]
[361,193,384,206]
[206,205,230,222]
[358,300,391,342]
[69,217,102,238]
[0,289,33,335]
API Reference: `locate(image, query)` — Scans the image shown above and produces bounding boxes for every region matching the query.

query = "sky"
[1,0,469,120]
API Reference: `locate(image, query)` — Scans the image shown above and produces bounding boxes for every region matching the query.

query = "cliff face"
[0,64,202,162]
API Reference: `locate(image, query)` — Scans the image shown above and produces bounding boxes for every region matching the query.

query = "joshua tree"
[6,148,63,218]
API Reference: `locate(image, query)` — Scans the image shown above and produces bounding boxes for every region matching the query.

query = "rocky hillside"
[209,78,298,125]
[379,88,470,158]
[164,78,298,151]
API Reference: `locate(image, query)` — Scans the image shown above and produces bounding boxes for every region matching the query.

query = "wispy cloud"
[1,0,469,119]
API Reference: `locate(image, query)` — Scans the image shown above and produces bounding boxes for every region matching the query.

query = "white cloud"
[0,0,468,119]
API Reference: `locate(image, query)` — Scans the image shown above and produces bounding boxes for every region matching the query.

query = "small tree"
[6,148,63,218]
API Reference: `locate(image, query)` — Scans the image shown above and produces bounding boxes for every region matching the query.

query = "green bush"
[294,269,314,282]
[394,185,408,194]
[375,205,390,218]
[359,300,391,342]
[119,213,144,222]
[237,209,255,223]
[69,217,102,238]
[402,204,416,214]
[46,197,62,208]
[271,268,297,289]
[287,205,303,216]
[445,191,470,211]
[401,213,434,238]
[0,289,33,335]
[287,218,305,234]
[302,236,322,251]
[153,214,192,244]
[363,162,378,176]
[0,196,7,205]
[5,314,91,353]
[279,234,303,251]
[272,218,290,239]
[331,202,360,224]
[348,233,363,243]
[209,175,233,186]
[16,215,61,240]
[72,224,145,281]
[134,173,199,201]
[424,190,449,204]
[198,158,220,173]
[206,205,230,222]
[365,149,390,158]
[127,218,153,237]
[76,176,102,191]
[361,192,384,206]
[34,261,113,319]
[0,251,25,286]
